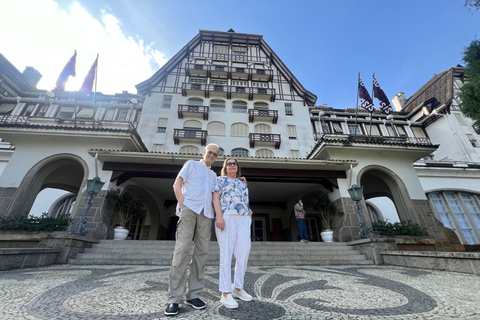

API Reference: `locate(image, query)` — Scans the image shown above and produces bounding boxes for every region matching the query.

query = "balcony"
[248,109,278,124]
[251,69,273,81]
[249,133,281,149]
[186,64,208,77]
[182,83,276,101]
[178,104,209,120]
[173,129,207,146]
[209,65,229,79]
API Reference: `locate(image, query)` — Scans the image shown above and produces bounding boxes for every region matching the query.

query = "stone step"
[69,240,373,266]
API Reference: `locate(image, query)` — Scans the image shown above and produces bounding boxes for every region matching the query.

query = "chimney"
[392,92,407,111]
[22,67,42,88]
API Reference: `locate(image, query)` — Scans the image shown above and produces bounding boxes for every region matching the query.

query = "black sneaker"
[164,303,179,316]
[185,298,206,310]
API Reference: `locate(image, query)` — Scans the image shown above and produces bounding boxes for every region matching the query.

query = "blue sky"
[1,0,478,108]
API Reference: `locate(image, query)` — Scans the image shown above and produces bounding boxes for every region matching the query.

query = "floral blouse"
[212,176,250,216]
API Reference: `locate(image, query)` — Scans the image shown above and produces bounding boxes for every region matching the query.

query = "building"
[1,30,479,248]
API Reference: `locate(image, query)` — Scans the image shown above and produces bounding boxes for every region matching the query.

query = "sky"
[0,0,479,109]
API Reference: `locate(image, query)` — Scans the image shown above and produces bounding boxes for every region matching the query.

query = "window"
[103,109,114,121]
[348,124,361,135]
[152,144,164,152]
[455,213,476,244]
[190,78,207,84]
[253,102,268,110]
[20,104,35,116]
[232,47,247,55]
[285,103,293,116]
[157,118,168,133]
[219,148,225,156]
[445,193,463,213]
[252,82,268,88]
[0,103,15,114]
[211,79,227,85]
[187,98,203,106]
[57,107,75,119]
[232,100,247,113]
[117,110,128,121]
[455,113,467,126]
[76,108,94,119]
[396,126,406,136]
[412,127,427,138]
[233,80,248,87]
[231,148,249,157]
[462,194,479,214]
[290,150,300,158]
[332,122,343,133]
[231,123,249,136]
[183,120,202,130]
[287,125,297,140]
[207,121,226,136]
[210,99,225,112]
[467,134,479,147]
[162,96,172,108]
[320,123,330,134]
[214,45,228,54]
[369,125,380,136]
[255,149,274,157]
[180,145,200,154]
[254,123,272,134]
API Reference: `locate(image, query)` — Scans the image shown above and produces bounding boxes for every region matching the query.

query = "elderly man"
[165,143,220,316]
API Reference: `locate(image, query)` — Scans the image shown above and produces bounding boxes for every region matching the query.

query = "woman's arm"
[212,191,225,231]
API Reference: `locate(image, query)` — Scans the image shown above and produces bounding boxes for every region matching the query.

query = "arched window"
[254,123,272,134]
[183,120,202,130]
[187,97,203,106]
[254,102,269,110]
[210,99,225,112]
[208,121,226,136]
[232,100,247,113]
[219,148,225,156]
[255,149,274,157]
[231,148,249,157]
[231,123,249,137]
[180,145,200,154]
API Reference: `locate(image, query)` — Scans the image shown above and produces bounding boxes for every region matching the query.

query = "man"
[165,143,220,316]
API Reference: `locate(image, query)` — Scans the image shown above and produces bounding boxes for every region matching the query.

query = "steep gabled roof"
[136,30,317,106]
[0,53,38,93]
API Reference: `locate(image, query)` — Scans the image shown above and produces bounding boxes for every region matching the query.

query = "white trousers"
[215,214,252,293]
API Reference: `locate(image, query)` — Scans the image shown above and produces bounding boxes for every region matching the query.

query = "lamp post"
[348,184,366,239]
[76,176,105,236]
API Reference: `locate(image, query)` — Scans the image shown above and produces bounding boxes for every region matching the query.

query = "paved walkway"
[0,264,479,320]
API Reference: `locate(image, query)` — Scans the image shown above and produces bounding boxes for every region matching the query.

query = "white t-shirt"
[175,159,217,219]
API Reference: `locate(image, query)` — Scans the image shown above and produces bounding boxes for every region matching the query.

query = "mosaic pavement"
[0,264,479,320]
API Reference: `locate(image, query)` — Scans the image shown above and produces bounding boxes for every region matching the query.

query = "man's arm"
[173,177,185,207]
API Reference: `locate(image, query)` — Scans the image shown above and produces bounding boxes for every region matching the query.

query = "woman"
[212,158,253,309]
[294,199,309,242]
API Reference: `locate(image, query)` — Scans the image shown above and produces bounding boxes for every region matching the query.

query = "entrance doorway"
[306,217,320,242]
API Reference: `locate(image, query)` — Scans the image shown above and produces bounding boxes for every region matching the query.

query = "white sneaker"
[220,293,238,309]
[231,285,253,301]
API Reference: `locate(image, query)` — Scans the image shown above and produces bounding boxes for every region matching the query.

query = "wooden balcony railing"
[249,133,281,149]
[178,105,209,120]
[248,109,278,124]
[173,129,207,146]
[182,83,276,101]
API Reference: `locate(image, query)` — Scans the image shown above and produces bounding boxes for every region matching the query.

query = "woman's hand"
[249,209,253,217]
[216,216,225,231]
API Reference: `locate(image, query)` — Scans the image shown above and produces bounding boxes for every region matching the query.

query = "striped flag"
[55,51,76,91]
[358,77,374,112]
[373,75,393,115]
[80,55,98,95]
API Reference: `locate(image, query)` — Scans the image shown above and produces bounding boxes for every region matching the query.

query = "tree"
[465,0,480,10]
[460,39,480,126]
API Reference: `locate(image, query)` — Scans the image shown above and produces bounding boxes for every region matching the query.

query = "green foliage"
[302,192,341,230]
[371,220,427,237]
[0,213,72,232]
[460,39,480,125]
[105,189,147,227]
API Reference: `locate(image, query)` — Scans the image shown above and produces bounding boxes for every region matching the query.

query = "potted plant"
[105,189,147,240]
[303,192,341,242]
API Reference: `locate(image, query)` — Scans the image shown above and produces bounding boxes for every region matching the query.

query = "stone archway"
[5,154,87,218]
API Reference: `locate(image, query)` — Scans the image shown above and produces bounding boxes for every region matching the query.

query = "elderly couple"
[165,143,253,316]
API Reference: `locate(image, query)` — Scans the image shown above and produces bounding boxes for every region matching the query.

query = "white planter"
[113,227,129,240]
[321,230,334,242]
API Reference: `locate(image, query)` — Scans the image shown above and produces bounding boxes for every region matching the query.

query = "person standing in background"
[294,199,309,243]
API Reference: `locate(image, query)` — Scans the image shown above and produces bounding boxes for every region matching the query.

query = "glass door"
[306,217,319,242]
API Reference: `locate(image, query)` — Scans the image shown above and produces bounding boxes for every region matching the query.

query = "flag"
[80,55,98,95]
[55,51,76,91]
[373,75,393,115]
[358,77,374,112]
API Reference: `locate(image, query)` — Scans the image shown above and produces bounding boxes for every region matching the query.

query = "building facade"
[1,30,479,248]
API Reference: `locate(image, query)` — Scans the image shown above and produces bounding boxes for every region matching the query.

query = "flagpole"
[92,54,98,129]
[355,73,360,140]
[74,90,78,127]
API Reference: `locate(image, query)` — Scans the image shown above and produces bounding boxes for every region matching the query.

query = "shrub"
[0,213,72,232]
[371,220,427,237]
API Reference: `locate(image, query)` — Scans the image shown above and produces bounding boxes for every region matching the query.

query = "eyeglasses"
[206,150,218,157]
[226,161,237,167]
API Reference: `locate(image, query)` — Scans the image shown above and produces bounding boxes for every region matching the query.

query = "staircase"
[68,240,373,266]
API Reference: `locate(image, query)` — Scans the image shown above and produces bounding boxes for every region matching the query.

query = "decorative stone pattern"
[1,264,479,319]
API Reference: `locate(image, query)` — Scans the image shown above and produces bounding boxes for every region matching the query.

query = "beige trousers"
[168,205,212,303]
